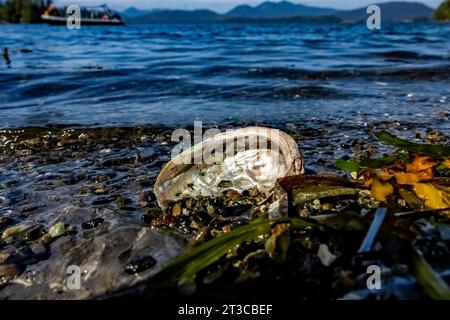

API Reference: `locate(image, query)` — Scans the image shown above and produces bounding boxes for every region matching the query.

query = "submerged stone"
[124,256,157,274]
[0,264,20,280]
[82,218,104,230]
[49,223,66,238]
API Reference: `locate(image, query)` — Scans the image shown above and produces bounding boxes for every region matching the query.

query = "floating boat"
[41,4,124,26]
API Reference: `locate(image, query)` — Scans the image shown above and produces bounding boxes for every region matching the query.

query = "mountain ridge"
[335,1,434,22]
[225,1,337,18]
[123,1,435,24]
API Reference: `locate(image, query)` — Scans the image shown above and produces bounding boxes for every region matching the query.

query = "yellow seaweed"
[371,179,394,202]
[412,183,450,210]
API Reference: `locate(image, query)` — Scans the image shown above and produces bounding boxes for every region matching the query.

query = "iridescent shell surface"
[154,127,304,208]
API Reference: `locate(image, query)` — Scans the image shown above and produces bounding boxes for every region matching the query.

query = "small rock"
[222,189,241,200]
[206,204,215,216]
[125,256,157,274]
[30,242,47,256]
[138,191,155,207]
[0,264,20,279]
[49,222,66,238]
[65,225,77,235]
[248,186,260,197]
[40,233,53,245]
[117,196,134,210]
[150,218,163,228]
[438,224,450,241]
[218,205,251,217]
[0,217,13,230]
[91,196,115,206]
[2,224,28,239]
[19,225,47,242]
[94,188,106,195]
[178,281,197,296]
[141,208,162,225]
[298,209,309,218]
[82,218,104,230]
[21,205,40,213]
[62,173,86,185]
[317,244,337,267]
[172,203,182,217]
[116,196,132,207]
[98,153,139,167]
[222,225,232,233]
[141,215,154,225]
[0,252,10,264]
[312,199,321,210]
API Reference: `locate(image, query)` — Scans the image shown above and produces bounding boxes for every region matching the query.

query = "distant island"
[122,1,438,24]
[0,0,448,24]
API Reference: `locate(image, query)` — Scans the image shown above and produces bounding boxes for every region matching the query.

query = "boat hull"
[41,15,124,26]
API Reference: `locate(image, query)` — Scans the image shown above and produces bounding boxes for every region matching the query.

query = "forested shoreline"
[0,0,52,23]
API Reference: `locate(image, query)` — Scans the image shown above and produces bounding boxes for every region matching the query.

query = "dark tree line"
[435,0,450,20]
[0,0,52,23]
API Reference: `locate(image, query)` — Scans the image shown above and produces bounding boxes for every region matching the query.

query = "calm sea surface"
[0,23,449,129]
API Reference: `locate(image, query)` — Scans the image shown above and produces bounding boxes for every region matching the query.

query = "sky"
[55,0,443,13]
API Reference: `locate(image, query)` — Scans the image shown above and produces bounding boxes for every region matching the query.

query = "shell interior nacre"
[154,127,304,208]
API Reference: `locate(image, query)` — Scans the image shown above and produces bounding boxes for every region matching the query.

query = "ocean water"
[0,22,449,129]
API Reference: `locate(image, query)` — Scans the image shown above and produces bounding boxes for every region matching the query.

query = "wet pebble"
[116,196,134,210]
[0,264,20,280]
[21,205,40,213]
[138,190,155,207]
[317,244,337,267]
[98,153,139,167]
[0,252,10,264]
[30,242,47,256]
[39,233,53,245]
[222,189,240,201]
[82,218,104,230]
[48,223,66,238]
[94,188,106,195]
[247,186,260,197]
[438,224,450,241]
[218,205,251,217]
[136,177,153,188]
[0,217,13,230]
[63,173,86,185]
[124,256,157,274]
[150,218,163,228]
[94,171,117,183]
[20,225,47,242]
[2,224,28,239]
[141,208,162,225]
[172,203,182,217]
[91,196,115,206]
